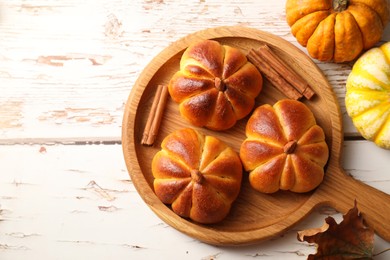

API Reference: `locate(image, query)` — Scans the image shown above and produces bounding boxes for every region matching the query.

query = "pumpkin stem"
[333,0,348,12]
[191,169,204,184]
[284,140,297,154]
[215,77,226,92]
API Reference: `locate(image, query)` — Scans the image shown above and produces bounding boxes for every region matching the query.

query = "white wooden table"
[0,1,389,259]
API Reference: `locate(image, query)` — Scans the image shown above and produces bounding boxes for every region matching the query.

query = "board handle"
[321,166,390,242]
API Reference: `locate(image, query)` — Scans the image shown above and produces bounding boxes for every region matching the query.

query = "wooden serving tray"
[122,26,390,245]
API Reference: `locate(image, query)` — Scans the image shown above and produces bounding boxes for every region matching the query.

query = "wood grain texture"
[122,26,390,245]
[1,0,389,141]
[0,144,389,259]
[0,0,389,258]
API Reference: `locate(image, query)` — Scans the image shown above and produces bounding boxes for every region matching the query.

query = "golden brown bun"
[239,99,329,193]
[152,128,243,224]
[168,40,263,131]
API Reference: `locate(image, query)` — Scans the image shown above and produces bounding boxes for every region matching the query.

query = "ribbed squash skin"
[286,0,390,63]
[345,42,390,149]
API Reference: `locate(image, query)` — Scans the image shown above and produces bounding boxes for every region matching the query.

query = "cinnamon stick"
[141,84,169,146]
[247,49,303,100]
[256,44,315,99]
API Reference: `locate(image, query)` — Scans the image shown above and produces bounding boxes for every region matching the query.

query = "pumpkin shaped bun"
[168,40,263,131]
[346,42,390,149]
[286,0,390,63]
[152,128,243,224]
[240,100,329,193]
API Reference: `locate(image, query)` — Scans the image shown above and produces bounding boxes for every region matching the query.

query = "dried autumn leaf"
[298,201,375,259]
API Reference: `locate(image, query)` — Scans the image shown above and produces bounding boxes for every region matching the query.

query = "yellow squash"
[286,0,390,63]
[345,42,390,149]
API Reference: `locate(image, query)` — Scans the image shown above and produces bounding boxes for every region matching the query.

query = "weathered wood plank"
[2,0,388,141]
[0,143,388,259]
[0,0,389,258]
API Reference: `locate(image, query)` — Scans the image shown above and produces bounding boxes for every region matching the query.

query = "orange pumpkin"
[286,0,390,63]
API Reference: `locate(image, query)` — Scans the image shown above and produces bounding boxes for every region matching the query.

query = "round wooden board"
[122,26,390,245]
